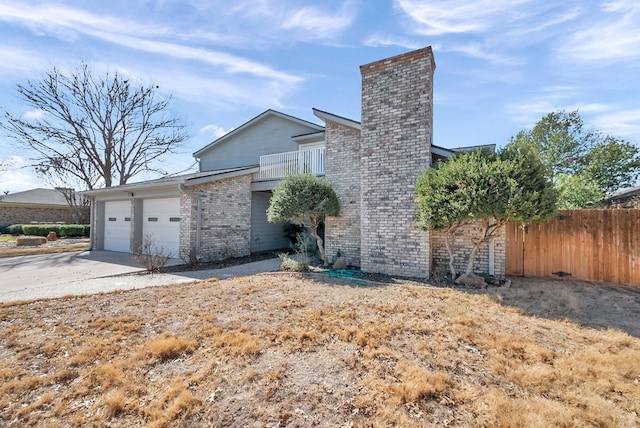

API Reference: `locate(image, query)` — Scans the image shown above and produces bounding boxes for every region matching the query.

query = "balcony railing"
[254,147,325,181]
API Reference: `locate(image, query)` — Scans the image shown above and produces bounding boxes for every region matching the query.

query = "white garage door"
[142,198,180,257]
[104,200,132,252]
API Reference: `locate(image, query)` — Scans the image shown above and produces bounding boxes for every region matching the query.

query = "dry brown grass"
[0,273,638,427]
[0,243,89,258]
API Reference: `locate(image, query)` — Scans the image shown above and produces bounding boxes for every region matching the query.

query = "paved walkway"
[0,254,282,304]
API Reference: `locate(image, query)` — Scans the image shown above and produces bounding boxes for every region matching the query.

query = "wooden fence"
[506,209,640,285]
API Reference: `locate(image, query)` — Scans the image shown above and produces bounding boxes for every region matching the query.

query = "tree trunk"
[465,219,490,275]
[444,228,456,279]
[308,215,327,264]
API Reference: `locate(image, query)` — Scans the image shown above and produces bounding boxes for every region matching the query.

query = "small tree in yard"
[267,173,340,265]
[415,144,556,280]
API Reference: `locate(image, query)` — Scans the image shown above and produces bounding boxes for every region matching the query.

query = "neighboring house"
[0,188,85,226]
[82,46,505,278]
[606,185,640,209]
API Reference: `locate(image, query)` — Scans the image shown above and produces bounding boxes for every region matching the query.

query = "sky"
[0,0,639,193]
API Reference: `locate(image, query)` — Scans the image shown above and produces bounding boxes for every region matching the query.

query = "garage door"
[104,200,132,252]
[142,198,180,257]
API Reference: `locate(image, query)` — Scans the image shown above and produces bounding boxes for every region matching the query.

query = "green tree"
[267,173,340,264]
[499,138,558,222]
[510,110,640,204]
[556,174,604,209]
[582,136,640,196]
[415,146,556,278]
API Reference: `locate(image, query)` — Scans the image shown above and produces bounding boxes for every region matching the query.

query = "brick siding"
[0,205,83,226]
[180,174,252,261]
[324,121,362,267]
[431,222,506,278]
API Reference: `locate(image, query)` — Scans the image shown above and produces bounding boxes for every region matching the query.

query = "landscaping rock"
[332,257,347,269]
[16,237,47,246]
[47,231,58,242]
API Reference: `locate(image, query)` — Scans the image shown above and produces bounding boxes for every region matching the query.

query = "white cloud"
[0,1,305,112]
[395,0,534,36]
[199,125,234,139]
[282,7,355,38]
[0,46,48,76]
[231,0,357,40]
[363,33,424,50]
[442,43,523,66]
[557,1,640,63]
[23,109,45,120]
[0,156,46,193]
[506,96,640,141]
[92,31,302,84]
[0,2,303,84]
[590,109,640,139]
[506,100,560,128]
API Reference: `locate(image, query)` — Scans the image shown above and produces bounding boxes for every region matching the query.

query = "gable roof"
[193,109,325,158]
[0,188,69,206]
[312,108,361,130]
[431,144,497,158]
[608,185,640,201]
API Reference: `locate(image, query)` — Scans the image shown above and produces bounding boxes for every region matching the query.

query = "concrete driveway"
[0,251,281,303]
[1,251,148,291]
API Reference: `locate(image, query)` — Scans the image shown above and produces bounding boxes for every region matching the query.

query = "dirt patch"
[487,277,640,338]
[1,273,639,427]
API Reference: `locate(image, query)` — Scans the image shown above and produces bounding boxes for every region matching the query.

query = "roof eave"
[312,108,361,131]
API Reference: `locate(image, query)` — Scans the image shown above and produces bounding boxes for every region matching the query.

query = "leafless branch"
[1,63,190,190]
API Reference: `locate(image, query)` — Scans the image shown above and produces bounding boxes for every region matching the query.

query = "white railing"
[254,147,325,181]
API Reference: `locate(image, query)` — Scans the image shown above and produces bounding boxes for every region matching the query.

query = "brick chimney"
[359,47,435,278]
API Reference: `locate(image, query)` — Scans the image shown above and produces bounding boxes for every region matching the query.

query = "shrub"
[5,224,23,235]
[134,235,172,273]
[279,253,309,272]
[59,225,89,237]
[20,224,90,237]
[20,224,53,236]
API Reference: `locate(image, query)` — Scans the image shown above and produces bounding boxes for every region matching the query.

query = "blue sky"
[0,0,639,192]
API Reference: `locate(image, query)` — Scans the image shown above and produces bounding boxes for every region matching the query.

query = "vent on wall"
[148,217,158,222]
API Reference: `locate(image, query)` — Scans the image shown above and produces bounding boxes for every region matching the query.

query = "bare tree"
[56,186,90,224]
[1,63,189,189]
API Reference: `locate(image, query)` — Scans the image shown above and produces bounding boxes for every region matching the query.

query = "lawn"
[0,235,89,258]
[1,273,638,427]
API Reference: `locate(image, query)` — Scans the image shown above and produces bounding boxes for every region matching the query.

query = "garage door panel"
[104,201,131,253]
[142,198,180,257]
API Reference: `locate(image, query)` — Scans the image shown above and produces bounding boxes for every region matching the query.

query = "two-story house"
[83,46,505,279]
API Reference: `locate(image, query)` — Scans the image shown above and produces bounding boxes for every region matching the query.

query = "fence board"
[506,209,640,286]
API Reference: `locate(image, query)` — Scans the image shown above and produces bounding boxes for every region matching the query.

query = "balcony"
[253,147,325,181]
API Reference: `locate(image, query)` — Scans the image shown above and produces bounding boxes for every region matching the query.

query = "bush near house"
[20,224,90,237]
[1,224,23,235]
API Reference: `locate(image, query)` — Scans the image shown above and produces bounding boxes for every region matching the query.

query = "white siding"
[199,116,320,171]
[250,191,289,252]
